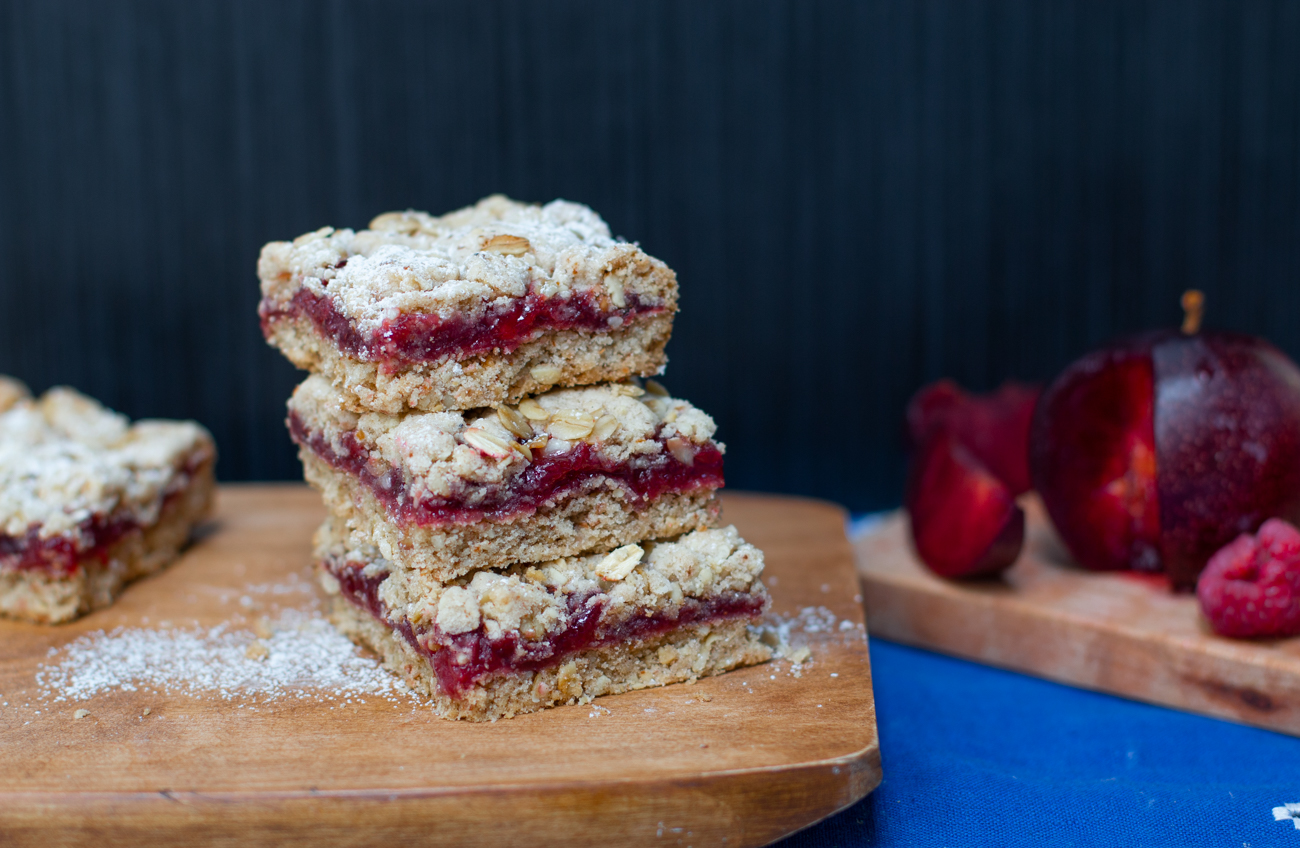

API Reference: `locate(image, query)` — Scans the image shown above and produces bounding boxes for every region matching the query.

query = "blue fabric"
[777,639,1300,847]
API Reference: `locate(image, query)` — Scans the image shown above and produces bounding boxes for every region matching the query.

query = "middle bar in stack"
[288,374,725,578]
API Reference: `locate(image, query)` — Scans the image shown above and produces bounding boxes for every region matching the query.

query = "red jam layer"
[0,515,137,575]
[259,283,665,366]
[288,411,724,527]
[329,558,768,699]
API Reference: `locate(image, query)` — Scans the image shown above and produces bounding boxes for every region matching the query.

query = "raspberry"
[1196,518,1300,638]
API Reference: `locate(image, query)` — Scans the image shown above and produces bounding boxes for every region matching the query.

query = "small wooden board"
[0,486,878,847]
[854,496,1300,736]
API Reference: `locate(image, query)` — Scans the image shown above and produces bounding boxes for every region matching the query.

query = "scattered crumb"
[244,642,269,661]
[73,709,90,719]
[750,606,867,683]
[699,692,712,702]
[142,707,151,715]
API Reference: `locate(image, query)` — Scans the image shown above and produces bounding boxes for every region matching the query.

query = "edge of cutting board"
[854,495,1300,736]
[0,487,879,848]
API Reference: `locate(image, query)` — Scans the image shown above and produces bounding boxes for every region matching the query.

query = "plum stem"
[1181,290,1204,335]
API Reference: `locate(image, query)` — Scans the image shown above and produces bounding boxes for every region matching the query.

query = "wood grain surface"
[0,486,878,847]
[854,496,1300,736]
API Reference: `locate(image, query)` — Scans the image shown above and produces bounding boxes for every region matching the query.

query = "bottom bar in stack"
[316,518,772,720]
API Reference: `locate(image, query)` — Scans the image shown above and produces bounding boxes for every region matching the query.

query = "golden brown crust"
[305,449,720,579]
[270,313,672,414]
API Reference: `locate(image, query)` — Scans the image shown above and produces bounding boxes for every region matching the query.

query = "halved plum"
[1029,335,1163,573]
[906,429,1024,579]
[907,380,1039,495]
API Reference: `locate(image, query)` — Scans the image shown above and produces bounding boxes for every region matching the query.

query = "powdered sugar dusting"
[36,609,411,704]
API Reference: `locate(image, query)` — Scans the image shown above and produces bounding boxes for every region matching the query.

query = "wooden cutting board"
[0,486,878,847]
[854,496,1300,736]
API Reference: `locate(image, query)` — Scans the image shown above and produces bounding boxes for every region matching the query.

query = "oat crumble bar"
[0,380,216,623]
[289,373,724,579]
[317,519,771,721]
[259,195,677,414]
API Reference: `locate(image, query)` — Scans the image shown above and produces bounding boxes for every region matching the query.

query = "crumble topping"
[319,522,766,643]
[288,373,720,501]
[0,379,214,539]
[0,377,29,412]
[258,195,677,335]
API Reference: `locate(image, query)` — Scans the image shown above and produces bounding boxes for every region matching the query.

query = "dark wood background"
[2,0,1297,512]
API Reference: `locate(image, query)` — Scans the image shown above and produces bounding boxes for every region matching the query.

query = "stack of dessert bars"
[259,196,770,720]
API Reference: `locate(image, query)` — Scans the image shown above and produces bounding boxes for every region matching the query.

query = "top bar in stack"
[258,195,677,414]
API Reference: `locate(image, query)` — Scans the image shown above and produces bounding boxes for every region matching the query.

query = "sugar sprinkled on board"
[754,606,866,677]
[36,609,411,704]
